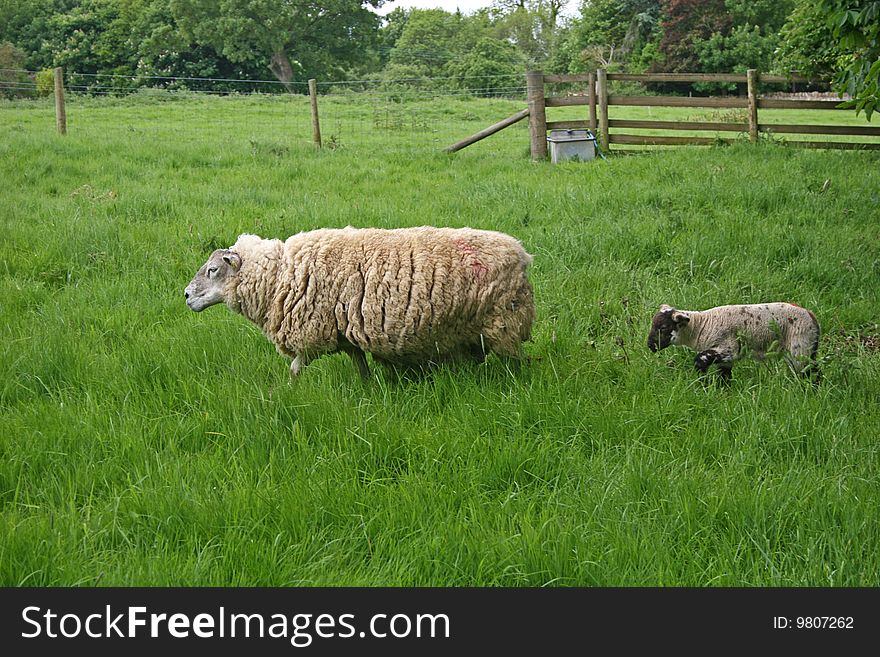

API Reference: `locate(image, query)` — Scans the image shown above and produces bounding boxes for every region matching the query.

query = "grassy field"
[1,93,879,586]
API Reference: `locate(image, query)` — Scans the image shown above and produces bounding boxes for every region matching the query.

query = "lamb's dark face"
[648,304,689,352]
[184,249,241,312]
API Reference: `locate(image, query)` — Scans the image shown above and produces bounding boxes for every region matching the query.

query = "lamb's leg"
[694,349,734,382]
[793,355,822,385]
[786,350,822,385]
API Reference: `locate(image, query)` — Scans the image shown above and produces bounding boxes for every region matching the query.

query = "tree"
[0,0,80,70]
[129,0,268,86]
[776,0,843,80]
[691,0,793,77]
[552,0,661,73]
[489,0,569,67]
[0,41,32,98]
[449,36,525,94]
[385,8,461,80]
[822,0,880,119]
[40,0,139,80]
[384,8,490,83]
[657,0,731,72]
[169,0,385,87]
[377,7,410,67]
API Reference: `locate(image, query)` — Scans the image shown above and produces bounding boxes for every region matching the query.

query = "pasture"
[1,93,879,586]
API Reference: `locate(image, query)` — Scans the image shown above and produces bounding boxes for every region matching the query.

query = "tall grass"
[1,95,879,586]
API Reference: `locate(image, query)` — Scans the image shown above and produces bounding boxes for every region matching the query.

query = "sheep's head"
[184,249,241,312]
[648,304,690,352]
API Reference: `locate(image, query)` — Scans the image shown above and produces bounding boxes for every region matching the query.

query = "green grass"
[1,94,879,586]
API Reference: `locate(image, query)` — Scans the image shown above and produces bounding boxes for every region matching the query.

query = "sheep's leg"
[290,353,313,378]
[468,341,488,364]
[346,348,371,380]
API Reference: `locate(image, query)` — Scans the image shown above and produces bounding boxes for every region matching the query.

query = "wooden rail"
[445,108,530,153]
[529,69,878,156]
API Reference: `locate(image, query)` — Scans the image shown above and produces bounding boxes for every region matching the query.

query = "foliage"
[386,8,464,78]
[0,0,875,105]
[385,7,492,87]
[0,40,32,98]
[553,0,661,73]
[34,67,54,96]
[489,0,569,68]
[693,26,780,85]
[38,0,138,87]
[823,0,880,120]
[448,36,525,95]
[377,7,410,67]
[657,0,731,72]
[776,0,844,81]
[656,0,794,92]
[169,0,384,85]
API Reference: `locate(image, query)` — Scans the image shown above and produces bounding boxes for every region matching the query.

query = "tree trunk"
[269,48,296,92]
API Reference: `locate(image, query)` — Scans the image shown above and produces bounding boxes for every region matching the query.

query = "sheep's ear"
[222,252,241,270]
[671,310,690,326]
[659,304,673,313]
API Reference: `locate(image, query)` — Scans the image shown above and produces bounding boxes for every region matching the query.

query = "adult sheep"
[647,302,820,382]
[184,226,535,379]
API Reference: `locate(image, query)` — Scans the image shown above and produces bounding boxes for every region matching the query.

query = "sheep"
[184,226,535,379]
[647,302,820,382]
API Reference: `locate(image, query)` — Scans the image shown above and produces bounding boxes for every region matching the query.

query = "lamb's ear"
[659,304,673,313]
[222,251,241,270]
[671,310,690,326]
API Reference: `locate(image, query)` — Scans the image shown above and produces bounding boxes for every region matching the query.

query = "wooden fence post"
[308,78,321,148]
[526,70,546,160]
[54,67,67,136]
[747,69,758,143]
[597,69,609,152]
[445,108,531,153]
[588,71,597,135]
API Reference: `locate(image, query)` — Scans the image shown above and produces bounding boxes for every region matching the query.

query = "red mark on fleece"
[454,238,489,280]
[787,302,802,309]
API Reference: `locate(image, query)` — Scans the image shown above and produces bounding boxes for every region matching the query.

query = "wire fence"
[7,68,865,154]
[0,68,534,154]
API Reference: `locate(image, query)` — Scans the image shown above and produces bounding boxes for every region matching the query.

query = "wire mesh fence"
[0,68,535,155]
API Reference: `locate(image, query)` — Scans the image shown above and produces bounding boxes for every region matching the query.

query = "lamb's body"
[648,303,820,381]
[185,227,535,378]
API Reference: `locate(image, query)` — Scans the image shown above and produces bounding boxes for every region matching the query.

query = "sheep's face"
[184,249,241,312]
[648,304,690,352]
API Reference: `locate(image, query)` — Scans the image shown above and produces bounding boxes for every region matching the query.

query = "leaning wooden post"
[526,70,546,160]
[747,68,758,143]
[597,68,609,152]
[308,78,321,148]
[54,67,67,136]
[588,71,597,135]
[445,108,530,153]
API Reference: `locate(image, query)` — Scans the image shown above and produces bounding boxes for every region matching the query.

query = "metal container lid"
[547,129,595,143]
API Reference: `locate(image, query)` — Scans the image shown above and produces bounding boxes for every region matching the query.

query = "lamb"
[184,226,535,379]
[647,302,820,381]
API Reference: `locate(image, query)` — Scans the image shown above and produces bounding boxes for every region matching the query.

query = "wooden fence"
[527,70,880,159]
